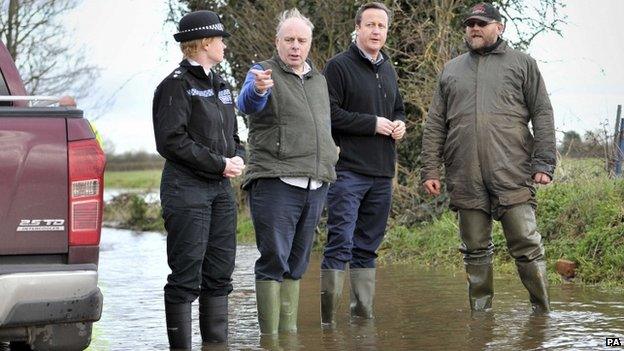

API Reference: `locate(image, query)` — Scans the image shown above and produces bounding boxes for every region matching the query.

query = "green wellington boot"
[255,280,281,335]
[517,260,551,313]
[465,263,494,311]
[349,268,375,319]
[320,269,345,326]
[279,279,300,333]
[500,204,550,314]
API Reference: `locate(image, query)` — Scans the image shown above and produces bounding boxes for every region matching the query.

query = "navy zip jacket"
[152,59,245,180]
[323,43,405,178]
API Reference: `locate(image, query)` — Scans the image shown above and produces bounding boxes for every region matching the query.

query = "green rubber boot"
[255,280,281,335]
[500,204,550,314]
[465,263,494,311]
[349,268,375,319]
[279,279,300,333]
[517,260,551,314]
[320,269,346,326]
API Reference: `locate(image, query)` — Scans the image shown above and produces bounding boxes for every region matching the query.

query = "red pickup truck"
[0,41,105,350]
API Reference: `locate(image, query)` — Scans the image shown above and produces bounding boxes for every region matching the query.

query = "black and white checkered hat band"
[179,23,225,33]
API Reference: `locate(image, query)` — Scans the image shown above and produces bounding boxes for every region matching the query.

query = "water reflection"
[88,228,624,350]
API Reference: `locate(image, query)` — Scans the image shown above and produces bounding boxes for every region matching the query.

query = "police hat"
[174,10,230,43]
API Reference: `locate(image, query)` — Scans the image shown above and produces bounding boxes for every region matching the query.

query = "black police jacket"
[153,60,245,180]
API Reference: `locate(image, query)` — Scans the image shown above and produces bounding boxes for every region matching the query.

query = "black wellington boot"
[165,302,191,350]
[199,294,228,344]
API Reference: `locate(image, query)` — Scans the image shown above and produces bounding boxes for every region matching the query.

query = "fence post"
[615,105,623,177]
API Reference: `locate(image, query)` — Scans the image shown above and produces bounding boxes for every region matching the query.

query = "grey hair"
[276,8,314,37]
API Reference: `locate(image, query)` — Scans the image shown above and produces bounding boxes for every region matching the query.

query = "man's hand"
[376,117,394,136]
[423,179,442,196]
[223,156,245,178]
[533,172,552,185]
[391,120,406,140]
[250,69,273,94]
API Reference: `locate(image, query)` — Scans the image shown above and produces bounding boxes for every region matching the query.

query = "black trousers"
[160,163,237,304]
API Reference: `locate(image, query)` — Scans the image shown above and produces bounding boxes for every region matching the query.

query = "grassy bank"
[105,169,161,189]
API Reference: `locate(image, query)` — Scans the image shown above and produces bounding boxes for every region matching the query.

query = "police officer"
[152,10,245,349]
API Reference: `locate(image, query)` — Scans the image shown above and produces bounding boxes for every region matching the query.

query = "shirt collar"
[355,43,384,64]
[301,61,312,75]
[187,58,212,77]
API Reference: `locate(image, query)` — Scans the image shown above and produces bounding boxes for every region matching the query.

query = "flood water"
[88,227,624,350]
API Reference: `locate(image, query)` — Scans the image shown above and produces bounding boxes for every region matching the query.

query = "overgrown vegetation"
[103,191,255,243]
[104,193,163,232]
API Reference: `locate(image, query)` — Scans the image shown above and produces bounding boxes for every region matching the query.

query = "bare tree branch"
[0,0,100,97]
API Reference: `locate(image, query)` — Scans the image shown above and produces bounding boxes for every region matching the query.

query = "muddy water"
[88,228,624,350]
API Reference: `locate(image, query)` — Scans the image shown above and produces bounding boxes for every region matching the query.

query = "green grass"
[104,169,161,189]
[236,211,255,243]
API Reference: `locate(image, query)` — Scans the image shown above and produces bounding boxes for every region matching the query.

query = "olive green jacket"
[421,41,556,213]
[242,57,338,189]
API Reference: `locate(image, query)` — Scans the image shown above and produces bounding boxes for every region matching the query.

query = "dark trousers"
[248,178,328,281]
[322,170,392,270]
[160,163,237,304]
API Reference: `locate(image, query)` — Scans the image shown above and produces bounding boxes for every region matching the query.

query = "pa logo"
[606,337,622,347]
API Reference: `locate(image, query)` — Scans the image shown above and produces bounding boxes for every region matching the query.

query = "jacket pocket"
[250,125,280,159]
[190,131,222,153]
[280,123,315,160]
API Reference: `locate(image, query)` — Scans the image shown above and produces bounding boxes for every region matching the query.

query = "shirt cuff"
[253,86,268,97]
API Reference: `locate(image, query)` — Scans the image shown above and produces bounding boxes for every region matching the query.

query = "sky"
[64,0,624,154]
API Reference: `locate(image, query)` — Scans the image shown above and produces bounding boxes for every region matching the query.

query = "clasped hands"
[223,156,245,178]
[376,117,406,140]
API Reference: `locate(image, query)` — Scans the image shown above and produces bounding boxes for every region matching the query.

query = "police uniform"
[152,10,242,348]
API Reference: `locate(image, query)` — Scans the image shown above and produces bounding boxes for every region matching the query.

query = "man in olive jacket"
[421,2,555,313]
[237,8,338,335]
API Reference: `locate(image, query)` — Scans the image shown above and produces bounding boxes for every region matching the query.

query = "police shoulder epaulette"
[168,67,188,80]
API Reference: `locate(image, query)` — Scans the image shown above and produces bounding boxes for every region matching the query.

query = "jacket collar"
[348,43,388,67]
[271,54,317,79]
[468,38,508,56]
[179,59,227,89]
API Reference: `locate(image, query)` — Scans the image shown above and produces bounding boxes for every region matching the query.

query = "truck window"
[0,70,10,106]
